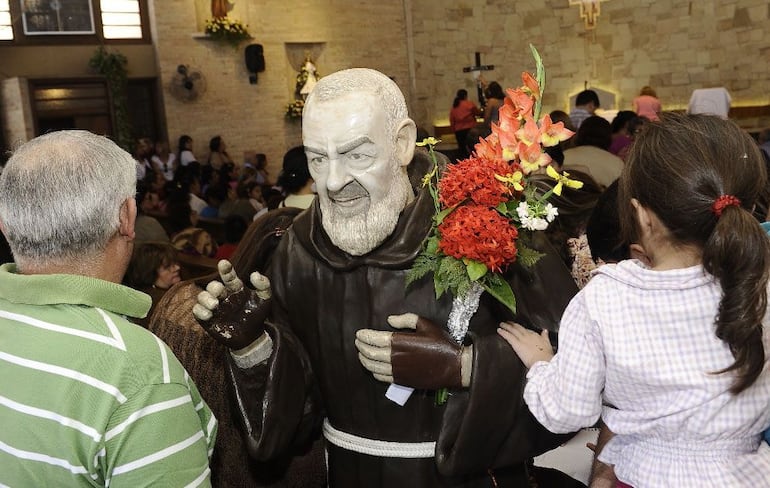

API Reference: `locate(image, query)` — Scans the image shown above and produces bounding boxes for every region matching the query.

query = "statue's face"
[303,92,413,255]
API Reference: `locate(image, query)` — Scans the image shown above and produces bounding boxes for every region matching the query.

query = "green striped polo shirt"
[0,263,217,487]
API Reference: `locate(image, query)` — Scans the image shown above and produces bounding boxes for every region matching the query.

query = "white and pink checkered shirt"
[525,260,770,487]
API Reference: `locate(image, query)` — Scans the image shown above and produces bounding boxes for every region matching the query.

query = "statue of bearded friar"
[190,68,580,487]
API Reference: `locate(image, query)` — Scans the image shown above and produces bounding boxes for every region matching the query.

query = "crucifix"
[462,52,495,107]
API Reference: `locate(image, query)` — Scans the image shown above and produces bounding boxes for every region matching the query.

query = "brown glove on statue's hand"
[355,313,471,390]
[193,260,271,351]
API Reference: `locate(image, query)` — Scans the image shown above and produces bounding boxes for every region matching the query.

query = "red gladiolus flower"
[439,156,514,208]
[438,205,519,273]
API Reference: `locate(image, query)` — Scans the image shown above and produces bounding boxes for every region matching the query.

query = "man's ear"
[119,198,137,240]
[394,119,417,167]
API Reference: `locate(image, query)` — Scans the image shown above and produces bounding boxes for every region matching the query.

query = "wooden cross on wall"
[462,52,495,106]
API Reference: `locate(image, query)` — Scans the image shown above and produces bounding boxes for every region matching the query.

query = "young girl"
[499,113,770,487]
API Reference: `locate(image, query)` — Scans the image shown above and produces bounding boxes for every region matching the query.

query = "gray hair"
[0,130,136,262]
[304,68,409,139]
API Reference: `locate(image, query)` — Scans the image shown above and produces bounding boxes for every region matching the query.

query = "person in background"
[207,135,234,171]
[569,89,600,129]
[499,114,770,487]
[481,79,505,133]
[125,241,181,327]
[274,145,315,210]
[166,196,218,258]
[133,137,154,183]
[178,134,198,168]
[563,115,624,188]
[530,169,603,289]
[608,110,639,161]
[151,140,177,182]
[213,215,248,261]
[632,86,661,122]
[134,182,170,243]
[0,130,216,486]
[219,181,257,223]
[449,88,481,159]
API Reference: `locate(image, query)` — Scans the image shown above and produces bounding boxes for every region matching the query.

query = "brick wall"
[153,0,411,179]
[3,0,767,164]
[409,0,770,132]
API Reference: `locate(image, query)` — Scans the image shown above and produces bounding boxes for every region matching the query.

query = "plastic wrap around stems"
[447,282,484,343]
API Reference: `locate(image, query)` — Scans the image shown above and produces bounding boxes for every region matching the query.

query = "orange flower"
[515,116,541,146]
[521,71,540,99]
[518,141,552,174]
[473,132,502,161]
[539,114,574,147]
[504,88,534,120]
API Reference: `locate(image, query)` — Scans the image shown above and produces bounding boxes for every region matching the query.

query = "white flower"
[516,201,530,219]
[531,217,549,230]
[520,215,549,231]
[545,203,559,222]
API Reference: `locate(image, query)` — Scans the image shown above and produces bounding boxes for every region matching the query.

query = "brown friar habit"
[224,152,580,487]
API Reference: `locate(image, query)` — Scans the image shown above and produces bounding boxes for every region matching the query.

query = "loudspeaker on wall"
[245,44,265,84]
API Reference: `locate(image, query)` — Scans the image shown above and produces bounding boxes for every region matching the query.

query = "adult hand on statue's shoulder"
[193,260,271,350]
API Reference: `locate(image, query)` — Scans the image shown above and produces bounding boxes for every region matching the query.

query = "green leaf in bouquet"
[426,236,440,254]
[435,205,455,226]
[482,273,517,315]
[516,244,546,269]
[465,259,488,281]
[406,253,439,288]
[436,256,469,299]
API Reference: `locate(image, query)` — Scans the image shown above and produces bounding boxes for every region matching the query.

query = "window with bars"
[1,0,147,42]
[101,0,142,39]
[0,1,12,40]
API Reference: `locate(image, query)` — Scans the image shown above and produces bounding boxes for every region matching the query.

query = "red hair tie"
[711,194,741,217]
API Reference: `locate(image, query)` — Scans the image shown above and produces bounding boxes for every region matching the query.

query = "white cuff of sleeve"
[461,345,473,388]
[230,333,273,369]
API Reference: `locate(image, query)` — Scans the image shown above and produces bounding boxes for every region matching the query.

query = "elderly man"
[194,69,577,487]
[0,131,216,487]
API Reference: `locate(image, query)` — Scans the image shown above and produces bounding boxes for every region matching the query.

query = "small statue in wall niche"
[211,0,231,19]
[299,55,318,98]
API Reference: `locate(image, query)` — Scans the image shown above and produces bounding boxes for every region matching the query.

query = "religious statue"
[191,68,580,487]
[211,0,229,19]
[299,55,318,98]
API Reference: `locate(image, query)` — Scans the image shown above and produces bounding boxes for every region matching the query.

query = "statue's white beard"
[320,170,413,256]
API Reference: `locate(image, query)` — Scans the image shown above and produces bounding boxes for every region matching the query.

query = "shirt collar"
[0,263,151,318]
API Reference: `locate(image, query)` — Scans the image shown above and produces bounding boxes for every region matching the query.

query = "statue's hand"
[193,260,271,350]
[355,313,472,390]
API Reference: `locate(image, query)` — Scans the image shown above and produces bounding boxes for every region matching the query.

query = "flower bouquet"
[285,99,305,119]
[407,45,579,345]
[204,16,252,47]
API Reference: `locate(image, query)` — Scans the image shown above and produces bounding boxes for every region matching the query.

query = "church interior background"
[1,0,768,178]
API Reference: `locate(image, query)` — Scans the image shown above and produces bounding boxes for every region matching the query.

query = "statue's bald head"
[304,68,409,140]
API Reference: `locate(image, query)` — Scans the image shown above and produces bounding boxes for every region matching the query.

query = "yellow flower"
[416,137,441,147]
[546,165,584,196]
[494,171,524,192]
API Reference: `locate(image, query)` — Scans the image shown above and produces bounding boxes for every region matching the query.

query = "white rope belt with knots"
[322,419,436,458]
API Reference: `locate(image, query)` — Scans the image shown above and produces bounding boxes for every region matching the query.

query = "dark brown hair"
[529,169,603,265]
[125,241,178,289]
[619,113,769,394]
